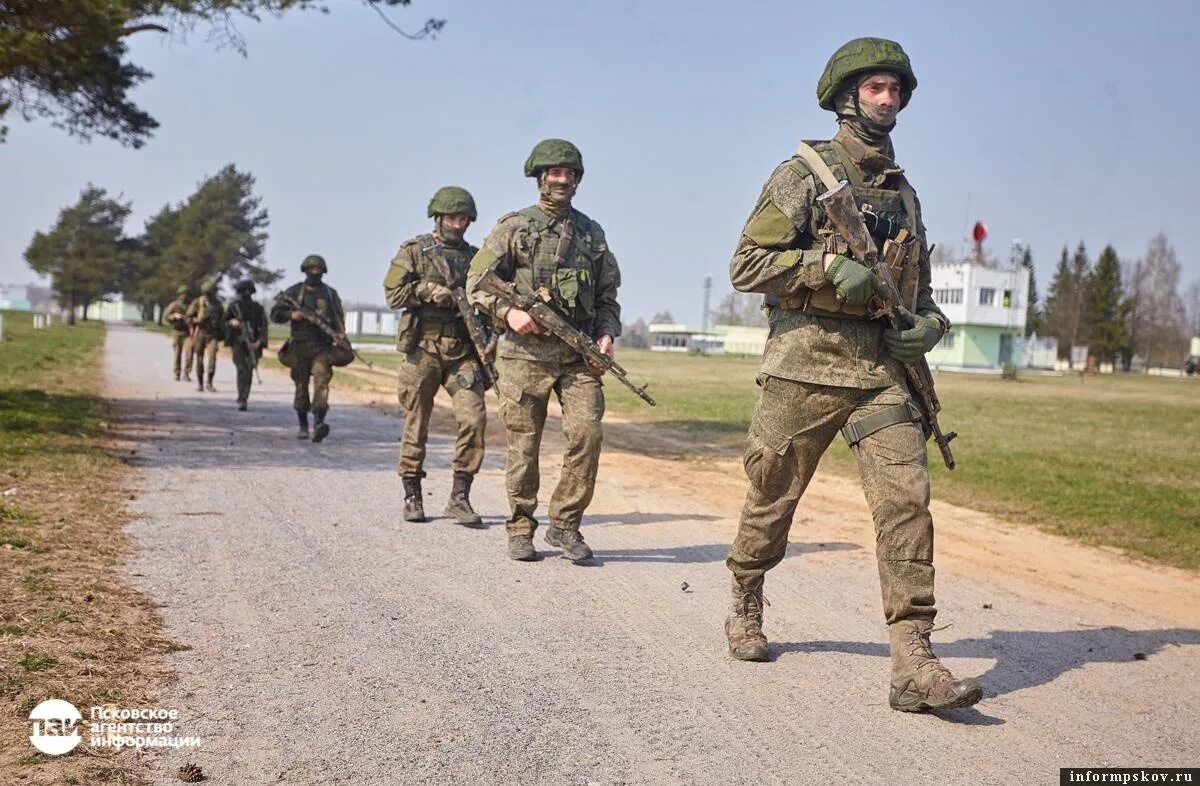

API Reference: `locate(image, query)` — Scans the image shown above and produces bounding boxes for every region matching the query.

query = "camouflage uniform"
[224,282,268,409]
[383,186,489,525]
[186,286,224,392]
[468,140,622,560]
[724,38,981,711]
[164,288,192,380]
[270,256,345,442]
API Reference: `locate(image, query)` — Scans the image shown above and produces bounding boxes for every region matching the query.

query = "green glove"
[824,255,878,306]
[884,306,943,363]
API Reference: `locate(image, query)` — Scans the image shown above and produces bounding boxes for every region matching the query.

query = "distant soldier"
[164,284,193,381]
[383,186,487,526]
[186,281,225,393]
[270,255,345,442]
[467,139,623,563]
[722,38,982,712]
[224,280,268,411]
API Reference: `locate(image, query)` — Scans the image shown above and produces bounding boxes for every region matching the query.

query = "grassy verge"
[606,349,1200,571]
[1,312,175,784]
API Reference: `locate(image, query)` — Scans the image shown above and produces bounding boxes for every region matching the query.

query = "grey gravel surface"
[105,324,1200,785]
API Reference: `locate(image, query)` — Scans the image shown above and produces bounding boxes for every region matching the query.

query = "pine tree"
[1042,246,1073,359]
[1022,247,1041,337]
[24,185,132,324]
[1084,246,1127,365]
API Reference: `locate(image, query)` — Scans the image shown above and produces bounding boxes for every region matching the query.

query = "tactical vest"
[781,140,923,317]
[194,296,224,334]
[509,206,602,329]
[288,283,340,344]
[406,233,477,325]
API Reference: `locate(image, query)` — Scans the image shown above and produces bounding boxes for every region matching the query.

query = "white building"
[926,260,1030,370]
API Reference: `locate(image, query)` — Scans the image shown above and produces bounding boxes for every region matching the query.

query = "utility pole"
[700,276,712,354]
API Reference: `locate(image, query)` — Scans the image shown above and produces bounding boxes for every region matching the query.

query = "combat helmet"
[301,254,328,274]
[234,280,257,294]
[817,38,917,111]
[200,281,216,294]
[176,284,189,295]
[427,186,478,221]
[524,138,584,180]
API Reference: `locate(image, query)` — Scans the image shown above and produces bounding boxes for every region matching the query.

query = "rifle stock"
[277,292,373,369]
[816,181,957,469]
[472,269,656,407]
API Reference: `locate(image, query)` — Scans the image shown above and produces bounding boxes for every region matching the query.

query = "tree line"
[1034,235,1199,369]
[24,165,278,324]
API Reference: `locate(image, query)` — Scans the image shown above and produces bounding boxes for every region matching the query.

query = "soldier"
[383,187,488,526]
[164,284,193,381]
[467,139,622,563]
[224,280,269,411]
[723,38,983,712]
[270,255,345,443]
[186,281,224,393]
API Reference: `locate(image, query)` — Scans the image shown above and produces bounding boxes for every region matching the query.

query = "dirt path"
[108,325,1200,785]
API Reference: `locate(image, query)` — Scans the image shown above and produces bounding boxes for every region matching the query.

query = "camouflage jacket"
[164,297,190,333]
[186,295,225,337]
[223,299,268,347]
[269,282,345,346]
[730,125,947,389]
[467,204,621,363]
[382,232,479,320]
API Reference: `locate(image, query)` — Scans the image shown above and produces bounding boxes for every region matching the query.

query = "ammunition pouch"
[277,338,297,369]
[328,342,355,367]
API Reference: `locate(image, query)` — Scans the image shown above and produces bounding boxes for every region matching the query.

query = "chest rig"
[511,206,599,328]
[782,140,923,317]
[412,233,476,324]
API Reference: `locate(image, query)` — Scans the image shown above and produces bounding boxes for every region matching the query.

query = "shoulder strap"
[897,178,918,233]
[795,141,842,191]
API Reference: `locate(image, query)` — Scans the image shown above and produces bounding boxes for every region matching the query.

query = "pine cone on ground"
[177,762,204,782]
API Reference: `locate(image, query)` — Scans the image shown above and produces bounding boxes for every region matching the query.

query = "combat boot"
[312,407,330,443]
[507,533,538,561]
[174,371,181,381]
[205,376,216,392]
[237,399,247,411]
[296,411,309,439]
[444,471,483,527]
[196,379,205,392]
[888,619,983,712]
[183,370,191,382]
[725,581,770,662]
[544,526,593,562]
[402,477,426,523]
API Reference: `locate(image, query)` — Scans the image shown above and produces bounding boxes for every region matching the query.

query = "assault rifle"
[471,269,656,406]
[428,255,500,395]
[817,180,957,469]
[231,303,263,384]
[276,291,374,369]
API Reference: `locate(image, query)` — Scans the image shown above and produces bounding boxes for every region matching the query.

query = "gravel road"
[106,324,1199,785]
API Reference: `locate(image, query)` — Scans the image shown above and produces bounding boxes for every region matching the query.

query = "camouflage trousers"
[395,333,486,479]
[171,332,192,375]
[191,331,219,383]
[290,341,333,412]
[727,374,936,624]
[232,343,261,403]
[495,357,604,536]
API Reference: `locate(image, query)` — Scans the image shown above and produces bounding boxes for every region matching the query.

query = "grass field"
[1,312,170,783]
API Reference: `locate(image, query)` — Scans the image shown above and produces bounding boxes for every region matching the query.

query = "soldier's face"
[858,73,902,109]
[441,214,471,232]
[545,167,578,187]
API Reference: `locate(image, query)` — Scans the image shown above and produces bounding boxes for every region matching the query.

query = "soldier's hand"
[824,255,878,307]
[422,282,454,308]
[587,335,615,374]
[290,310,305,322]
[884,307,944,363]
[505,308,543,335]
[228,318,241,329]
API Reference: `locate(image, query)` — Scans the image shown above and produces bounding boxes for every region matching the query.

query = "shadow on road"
[771,626,1200,703]
[590,540,860,565]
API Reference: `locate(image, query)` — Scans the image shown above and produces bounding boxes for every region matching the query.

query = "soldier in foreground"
[270,255,345,443]
[224,280,268,411]
[164,284,193,381]
[467,139,622,563]
[723,38,983,712]
[186,281,224,393]
[383,187,488,526]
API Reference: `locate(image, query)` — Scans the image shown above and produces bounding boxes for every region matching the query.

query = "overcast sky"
[2,0,1196,325]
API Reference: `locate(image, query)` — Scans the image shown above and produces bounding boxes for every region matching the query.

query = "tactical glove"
[824,255,878,306]
[421,282,454,308]
[883,306,944,363]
